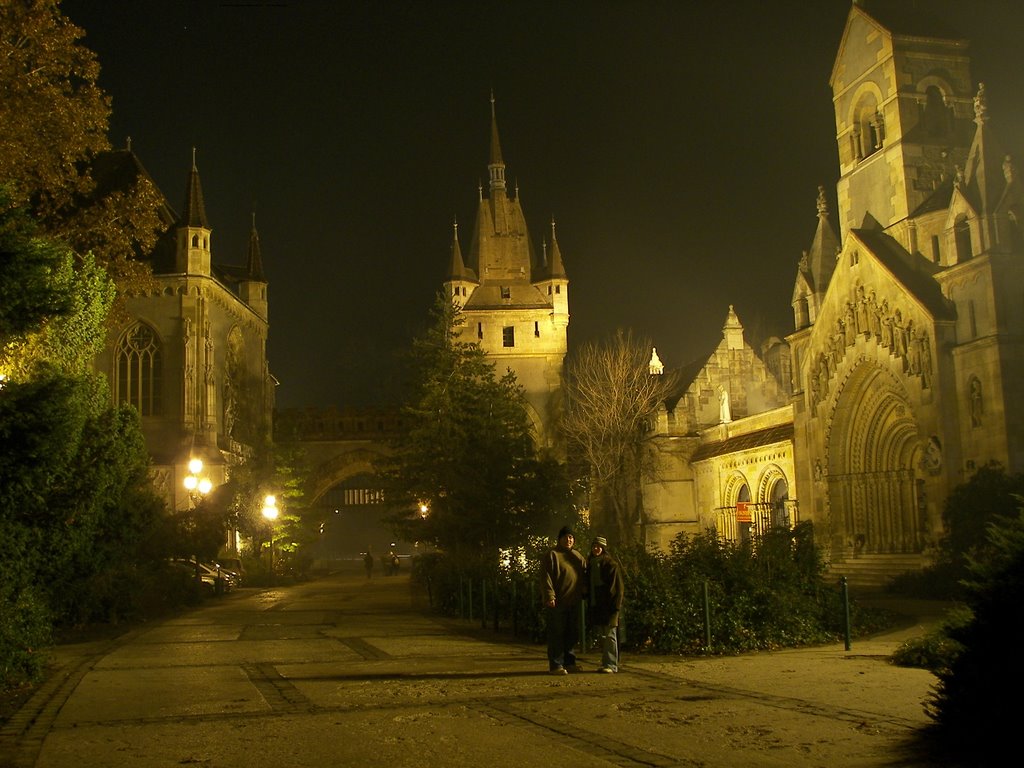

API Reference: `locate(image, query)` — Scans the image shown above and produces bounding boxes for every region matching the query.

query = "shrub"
[0,583,52,687]
[922,503,1024,763]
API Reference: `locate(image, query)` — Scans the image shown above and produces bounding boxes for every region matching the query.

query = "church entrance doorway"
[825,361,924,557]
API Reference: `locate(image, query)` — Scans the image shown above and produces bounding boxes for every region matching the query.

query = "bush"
[0,583,52,687]
[921,503,1024,763]
[416,521,884,655]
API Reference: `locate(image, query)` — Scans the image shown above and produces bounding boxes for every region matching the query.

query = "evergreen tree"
[381,294,569,566]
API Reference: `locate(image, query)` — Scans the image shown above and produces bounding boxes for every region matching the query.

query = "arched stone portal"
[825,361,924,556]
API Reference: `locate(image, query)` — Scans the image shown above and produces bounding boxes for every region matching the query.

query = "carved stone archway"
[825,360,924,557]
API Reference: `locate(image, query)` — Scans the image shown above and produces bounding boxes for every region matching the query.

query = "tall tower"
[444,96,570,447]
[831,1,974,244]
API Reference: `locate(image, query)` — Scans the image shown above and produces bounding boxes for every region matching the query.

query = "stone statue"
[718,385,732,423]
[893,309,907,358]
[970,378,984,427]
[880,301,893,348]
[856,286,870,334]
[868,290,882,338]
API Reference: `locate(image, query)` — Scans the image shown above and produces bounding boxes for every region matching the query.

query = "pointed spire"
[447,215,472,280]
[803,185,840,292]
[962,82,1008,216]
[183,147,209,228]
[246,212,265,281]
[546,217,567,279]
[488,91,506,193]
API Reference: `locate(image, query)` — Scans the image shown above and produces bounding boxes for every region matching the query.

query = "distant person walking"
[587,536,624,673]
[363,549,374,579]
[540,525,587,675]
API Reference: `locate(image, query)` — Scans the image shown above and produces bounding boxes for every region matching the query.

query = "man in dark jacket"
[587,536,624,673]
[540,525,587,675]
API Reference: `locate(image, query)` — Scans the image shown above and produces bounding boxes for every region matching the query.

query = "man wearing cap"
[540,525,587,675]
[588,536,624,673]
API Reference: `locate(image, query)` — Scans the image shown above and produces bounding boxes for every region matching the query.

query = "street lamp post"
[262,494,279,586]
[184,457,212,590]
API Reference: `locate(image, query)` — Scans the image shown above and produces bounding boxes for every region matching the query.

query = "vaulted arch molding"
[824,360,923,557]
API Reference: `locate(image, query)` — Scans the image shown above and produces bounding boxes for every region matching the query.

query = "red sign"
[736,502,751,523]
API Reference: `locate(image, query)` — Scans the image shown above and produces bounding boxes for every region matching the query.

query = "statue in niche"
[919,331,933,388]
[868,290,882,338]
[817,354,830,399]
[810,371,820,406]
[970,378,984,427]
[880,301,893,347]
[921,435,943,476]
[814,460,823,482]
[856,286,870,334]
[844,302,857,345]
[892,309,907,358]
[906,320,921,375]
[830,327,843,368]
[717,385,732,423]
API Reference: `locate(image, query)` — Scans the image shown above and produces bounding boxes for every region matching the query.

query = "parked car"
[169,559,217,596]
[213,558,245,586]
[171,559,234,593]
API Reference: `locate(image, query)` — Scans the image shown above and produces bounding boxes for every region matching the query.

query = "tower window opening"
[534,321,540,338]
[923,86,952,137]
[500,286,511,299]
[931,235,941,264]
[556,285,561,294]
[502,326,515,347]
[954,216,973,263]
[477,322,483,340]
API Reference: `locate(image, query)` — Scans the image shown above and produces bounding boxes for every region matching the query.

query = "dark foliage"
[920,502,1024,765]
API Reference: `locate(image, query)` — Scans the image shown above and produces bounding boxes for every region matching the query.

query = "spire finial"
[126,136,132,152]
[816,185,828,218]
[488,92,505,191]
[551,216,557,241]
[191,146,197,170]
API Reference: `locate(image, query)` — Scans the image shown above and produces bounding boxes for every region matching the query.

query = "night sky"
[61,1,1024,410]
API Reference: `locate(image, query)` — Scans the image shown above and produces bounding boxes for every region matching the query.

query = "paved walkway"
[0,569,955,768]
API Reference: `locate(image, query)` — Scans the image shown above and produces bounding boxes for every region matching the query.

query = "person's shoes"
[597,666,616,673]
[549,666,568,676]
[565,664,582,673]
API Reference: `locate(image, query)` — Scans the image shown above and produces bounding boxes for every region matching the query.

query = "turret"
[175,148,212,275]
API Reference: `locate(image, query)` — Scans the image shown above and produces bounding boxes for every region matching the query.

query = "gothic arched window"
[116,323,162,415]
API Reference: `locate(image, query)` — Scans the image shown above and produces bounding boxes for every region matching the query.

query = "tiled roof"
[690,424,794,463]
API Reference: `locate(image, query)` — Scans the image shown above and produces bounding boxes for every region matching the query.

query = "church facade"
[92,149,274,525]
[643,1,1024,577]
